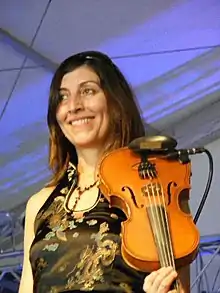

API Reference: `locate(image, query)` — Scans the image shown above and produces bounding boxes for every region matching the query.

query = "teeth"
[71,118,91,125]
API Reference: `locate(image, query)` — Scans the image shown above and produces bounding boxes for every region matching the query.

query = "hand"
[143,266,178,293]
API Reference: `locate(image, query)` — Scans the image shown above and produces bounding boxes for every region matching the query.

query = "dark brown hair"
[47,51,145,185]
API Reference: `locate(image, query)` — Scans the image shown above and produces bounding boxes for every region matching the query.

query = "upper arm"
[19,196,37,293]
[19,187,55,293]
[178,265,190,293]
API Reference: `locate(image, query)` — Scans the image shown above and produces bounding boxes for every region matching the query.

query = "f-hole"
[121,186,144,208]
[167,181,177,205]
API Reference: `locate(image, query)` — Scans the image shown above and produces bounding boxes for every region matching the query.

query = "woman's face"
[56,65,109,149]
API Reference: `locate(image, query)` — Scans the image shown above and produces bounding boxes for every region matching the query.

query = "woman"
[19,51,190,293]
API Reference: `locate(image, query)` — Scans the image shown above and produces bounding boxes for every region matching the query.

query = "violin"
[98,136,200,291]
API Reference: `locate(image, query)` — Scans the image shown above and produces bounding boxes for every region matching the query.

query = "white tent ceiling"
[0,0,219,222]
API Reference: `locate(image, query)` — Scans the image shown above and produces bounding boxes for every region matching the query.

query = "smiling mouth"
[70,118,93,126]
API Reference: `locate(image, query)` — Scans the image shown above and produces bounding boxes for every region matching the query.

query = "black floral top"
[30,163,146,292]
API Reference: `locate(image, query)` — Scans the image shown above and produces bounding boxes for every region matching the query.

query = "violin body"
[98,146,200,273]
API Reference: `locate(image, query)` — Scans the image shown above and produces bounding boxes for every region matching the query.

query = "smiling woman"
[19,51,190,293]
[57,67,109,150]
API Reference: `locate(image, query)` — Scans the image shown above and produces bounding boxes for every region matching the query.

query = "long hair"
[47,51,145,185]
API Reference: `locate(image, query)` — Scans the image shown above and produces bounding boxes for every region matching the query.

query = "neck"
[76,146,104,179]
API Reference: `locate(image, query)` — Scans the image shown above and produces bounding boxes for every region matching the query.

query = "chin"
[74,141,96,148]
[67,129,107,149]
[71,135,99,148]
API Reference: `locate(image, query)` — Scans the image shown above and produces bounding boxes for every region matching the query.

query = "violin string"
[146,170,168,266]
[149,182,165,264]
[145,169,180,293]
[143,173,161,259]
[146,169,175,268]
[155,181,171,267]
[145,181,166,266]
[153,179,171,267]
[158,179,180,292]
[160,183,176,269]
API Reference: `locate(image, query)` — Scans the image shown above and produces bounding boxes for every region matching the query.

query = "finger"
[156,269,178,293]
[151,267,176,292]
[143,271,158,292]
[143,267,174,292]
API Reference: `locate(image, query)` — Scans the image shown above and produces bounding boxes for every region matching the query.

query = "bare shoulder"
[26,186,56,216]
[19,186,56,293]
[24,186,56,228]
[24,185,57,231]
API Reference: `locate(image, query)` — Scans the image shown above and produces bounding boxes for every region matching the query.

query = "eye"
[81,87,96,96]
[59,93,68,101]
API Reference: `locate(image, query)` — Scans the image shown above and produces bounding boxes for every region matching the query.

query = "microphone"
[128,136,206,162]
[165,147,206,160]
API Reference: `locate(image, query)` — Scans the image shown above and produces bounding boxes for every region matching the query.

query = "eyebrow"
[59,80,100,91]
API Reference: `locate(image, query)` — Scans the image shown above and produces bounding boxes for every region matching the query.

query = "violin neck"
[147,205,181,292]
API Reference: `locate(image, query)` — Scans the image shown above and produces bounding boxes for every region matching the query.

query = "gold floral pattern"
[65,222,119,291]
[35,257,48,271]
[42,201,85,249]
[67,161,76,182]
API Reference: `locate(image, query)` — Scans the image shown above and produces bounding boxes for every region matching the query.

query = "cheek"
[56,104,67,124]
[96,101,109,126]
[93,96,108,116]
[100,107,110,134]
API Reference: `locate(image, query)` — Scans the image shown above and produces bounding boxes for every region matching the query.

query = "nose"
[67,94,84,113]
